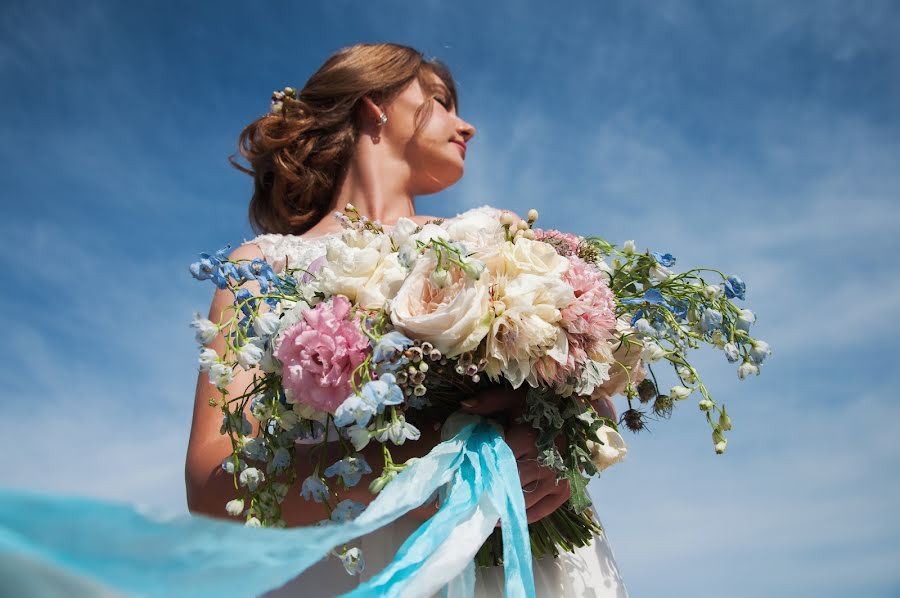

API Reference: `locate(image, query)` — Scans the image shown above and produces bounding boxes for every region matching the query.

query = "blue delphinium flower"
[331,499,365,522]
[334,393,378,428]
[723,275,746,300]
[372,332,414,371]
[324,454,373,488]
[237,258,279,293]
[189,245,238,289]
[652,252,676,267]
[300,475,330,503]
[723,342,740,363]
[630,308,645,327]
[360,374,404,413]
[234,288,257,318]
[271,447,291,472]
[668,298,689,322]
[621,288,673,310]
[700,307,723,334]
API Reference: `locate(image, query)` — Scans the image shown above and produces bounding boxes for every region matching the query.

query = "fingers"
[505,424,538,459]
[460,386,526,416]
[525,482,569,523]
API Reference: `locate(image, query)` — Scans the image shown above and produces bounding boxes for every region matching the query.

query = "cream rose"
[485,272,575,388]
[356,252,407,310]
[389,255,492,357]
[443,207,506,250]
[317,230,391,301]
[586,425,628,471]
[482,237,570,279]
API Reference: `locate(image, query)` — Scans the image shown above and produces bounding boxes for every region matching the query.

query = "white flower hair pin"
[270,86,297,114]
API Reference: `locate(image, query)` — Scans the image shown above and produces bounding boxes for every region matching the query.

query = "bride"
[185,42,632,597]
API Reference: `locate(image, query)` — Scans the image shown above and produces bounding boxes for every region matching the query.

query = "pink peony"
[274,295,370,413]
[533,257,619,392]
[561,256,617,337]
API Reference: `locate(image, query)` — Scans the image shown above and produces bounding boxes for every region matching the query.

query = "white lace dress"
[246,209,629,598]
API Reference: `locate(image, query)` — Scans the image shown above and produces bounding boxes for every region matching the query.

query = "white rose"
[389,217,419,248]
[586,425,628,471]
[410,223,450,245]
[487,238,569,278]
[389,255,492,358]
[443,209,506,250]
[357,252,407,310]
[318,231,391,301]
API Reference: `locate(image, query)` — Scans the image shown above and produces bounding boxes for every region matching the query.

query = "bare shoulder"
[229,241,265,261]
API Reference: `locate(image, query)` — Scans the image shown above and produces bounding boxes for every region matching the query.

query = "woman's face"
[382,72,476,195]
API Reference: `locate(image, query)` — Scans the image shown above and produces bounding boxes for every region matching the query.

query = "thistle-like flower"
[620,408,647,433]
[637,379,658,404]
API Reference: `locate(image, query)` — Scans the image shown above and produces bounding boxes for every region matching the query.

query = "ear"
[358,95,384,125]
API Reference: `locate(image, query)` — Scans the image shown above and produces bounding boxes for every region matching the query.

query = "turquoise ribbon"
[0,417,535,598]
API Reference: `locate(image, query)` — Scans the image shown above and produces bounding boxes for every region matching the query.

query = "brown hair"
[229,43,460,235]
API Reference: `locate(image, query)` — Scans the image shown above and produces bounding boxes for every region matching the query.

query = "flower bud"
[500,212,515,227]
[670,385,692,400]
[527,208,539,223]
[676,365,697,384]
[702,284,723,300]
[715,439,727,454]
[749,340,771,364]
[623,240,636,255]
[723,342,740,363]
[641,342,668,363]
[461,259,486,280]
[523,228,536,240]
[718,406,732,431]
[698,399,714,411]
[517,219,530,231]
[735,309,756,332]
[225,499,244,517]
[738,360,760,379]
[430,268,451,288]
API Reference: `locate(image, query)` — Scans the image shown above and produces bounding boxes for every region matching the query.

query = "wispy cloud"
[1,2,898,596]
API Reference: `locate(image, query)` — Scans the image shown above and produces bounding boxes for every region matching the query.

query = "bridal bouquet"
[189,205,770,571]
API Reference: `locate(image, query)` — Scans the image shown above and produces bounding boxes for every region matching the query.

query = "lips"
[451,140,466,154]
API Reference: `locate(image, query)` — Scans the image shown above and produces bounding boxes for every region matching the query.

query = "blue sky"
[2,1,899,595]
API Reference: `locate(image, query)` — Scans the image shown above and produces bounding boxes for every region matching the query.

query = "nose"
[457,119,476,142]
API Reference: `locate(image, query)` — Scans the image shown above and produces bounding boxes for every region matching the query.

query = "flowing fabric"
[0,417,535,598]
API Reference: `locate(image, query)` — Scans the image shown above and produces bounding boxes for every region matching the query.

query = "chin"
[414,159,464,195]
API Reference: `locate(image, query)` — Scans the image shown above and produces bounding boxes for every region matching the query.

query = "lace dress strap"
[245,233,330,274]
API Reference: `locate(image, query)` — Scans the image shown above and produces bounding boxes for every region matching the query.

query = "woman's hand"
[460,385,571,524]
[505,421,571,524]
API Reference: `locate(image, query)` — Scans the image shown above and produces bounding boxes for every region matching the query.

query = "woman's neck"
[329,140,417,225]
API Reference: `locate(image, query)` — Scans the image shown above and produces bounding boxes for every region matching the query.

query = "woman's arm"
[184,243,442,527]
